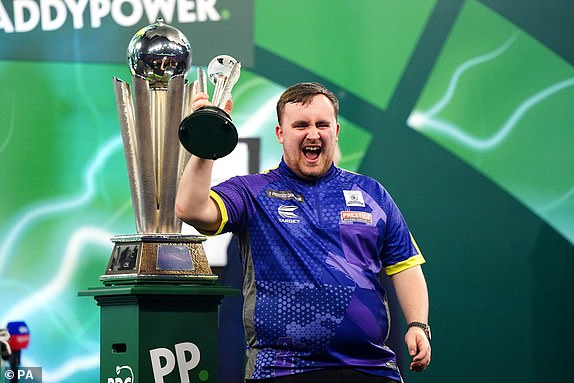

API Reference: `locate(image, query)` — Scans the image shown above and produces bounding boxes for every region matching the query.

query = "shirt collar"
[278,157,340,183]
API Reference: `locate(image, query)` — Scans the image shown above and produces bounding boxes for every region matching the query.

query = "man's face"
[276,94,340,181]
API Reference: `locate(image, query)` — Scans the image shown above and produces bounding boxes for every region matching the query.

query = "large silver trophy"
[100,19,223,284]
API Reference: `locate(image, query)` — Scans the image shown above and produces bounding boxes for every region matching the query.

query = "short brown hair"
[276,82,339,124]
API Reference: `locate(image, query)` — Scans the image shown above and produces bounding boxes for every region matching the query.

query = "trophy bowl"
[179,55,240,159]
[179,106,238,159]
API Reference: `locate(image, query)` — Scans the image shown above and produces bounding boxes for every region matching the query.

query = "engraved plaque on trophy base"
[100,234,217,286]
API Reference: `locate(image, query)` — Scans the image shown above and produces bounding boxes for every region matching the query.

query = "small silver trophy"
[100,19,216,285]
[179,55,241,159]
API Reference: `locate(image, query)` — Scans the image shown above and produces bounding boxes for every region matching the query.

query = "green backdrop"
[1,1,572,382]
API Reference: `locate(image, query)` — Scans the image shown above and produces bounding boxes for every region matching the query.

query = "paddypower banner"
[0,0,253,66]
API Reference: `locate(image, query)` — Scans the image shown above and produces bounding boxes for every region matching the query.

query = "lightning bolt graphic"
[409,78,574,150]
[0,136,122,273]
[0,226,112,324]
[425,34,518,119]
[407,34,574,151]
[0,227,108,380]
[0,134,124,381]
[24,352,100,383]
[0,99,16,156]
[406,32,574,244]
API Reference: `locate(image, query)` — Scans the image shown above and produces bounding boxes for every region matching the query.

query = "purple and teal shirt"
[209,159,425,381]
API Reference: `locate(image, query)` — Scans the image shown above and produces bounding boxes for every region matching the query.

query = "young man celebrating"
[176,82,431,382]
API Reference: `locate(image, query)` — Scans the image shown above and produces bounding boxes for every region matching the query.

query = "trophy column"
[79,19,238,383]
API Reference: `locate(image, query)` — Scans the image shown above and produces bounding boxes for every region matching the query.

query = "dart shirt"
[210,159,425,381]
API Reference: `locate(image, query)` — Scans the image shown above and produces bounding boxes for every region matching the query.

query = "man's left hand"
[405,327,431,371]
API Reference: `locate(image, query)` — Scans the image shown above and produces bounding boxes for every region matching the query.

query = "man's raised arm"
[175,155,222,233]
[174,92,230,234]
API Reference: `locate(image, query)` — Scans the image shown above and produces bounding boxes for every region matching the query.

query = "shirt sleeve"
[379,188,426,275]
[384,233,425,275]
[210,175,250,235]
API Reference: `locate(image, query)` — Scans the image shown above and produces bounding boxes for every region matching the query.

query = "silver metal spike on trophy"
[100,19,232,285]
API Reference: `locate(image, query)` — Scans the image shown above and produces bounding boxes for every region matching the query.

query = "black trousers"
[245,368,399,383]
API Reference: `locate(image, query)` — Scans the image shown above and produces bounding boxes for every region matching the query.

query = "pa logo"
[107,365,134,383]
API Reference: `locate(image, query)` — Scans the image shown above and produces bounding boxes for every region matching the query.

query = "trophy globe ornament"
[127,18,192,87]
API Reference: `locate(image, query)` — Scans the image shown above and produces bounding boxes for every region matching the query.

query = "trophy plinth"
[100,234,217,285]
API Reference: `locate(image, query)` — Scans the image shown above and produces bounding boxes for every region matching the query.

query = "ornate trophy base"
[100,234,218,285]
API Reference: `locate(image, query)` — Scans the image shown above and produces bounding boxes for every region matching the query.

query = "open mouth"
[303,146,322,161]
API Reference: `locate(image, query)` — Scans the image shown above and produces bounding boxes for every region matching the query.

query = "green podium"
[80,283,237,383]
[79,234,239,383]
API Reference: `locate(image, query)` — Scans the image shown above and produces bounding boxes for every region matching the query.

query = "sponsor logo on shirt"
[340,211,373,225]
[267,189,305,202]
[278,205,300,224]
[343,190,365,207]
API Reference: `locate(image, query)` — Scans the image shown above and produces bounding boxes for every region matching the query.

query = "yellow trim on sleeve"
[198,190,228,236]
[384,233,426,276]
[385,254,426,276]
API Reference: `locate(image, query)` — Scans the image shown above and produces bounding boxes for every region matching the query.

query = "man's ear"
[275,124,284,144]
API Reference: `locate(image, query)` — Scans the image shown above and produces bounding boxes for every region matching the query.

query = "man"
[175,82,431,382]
